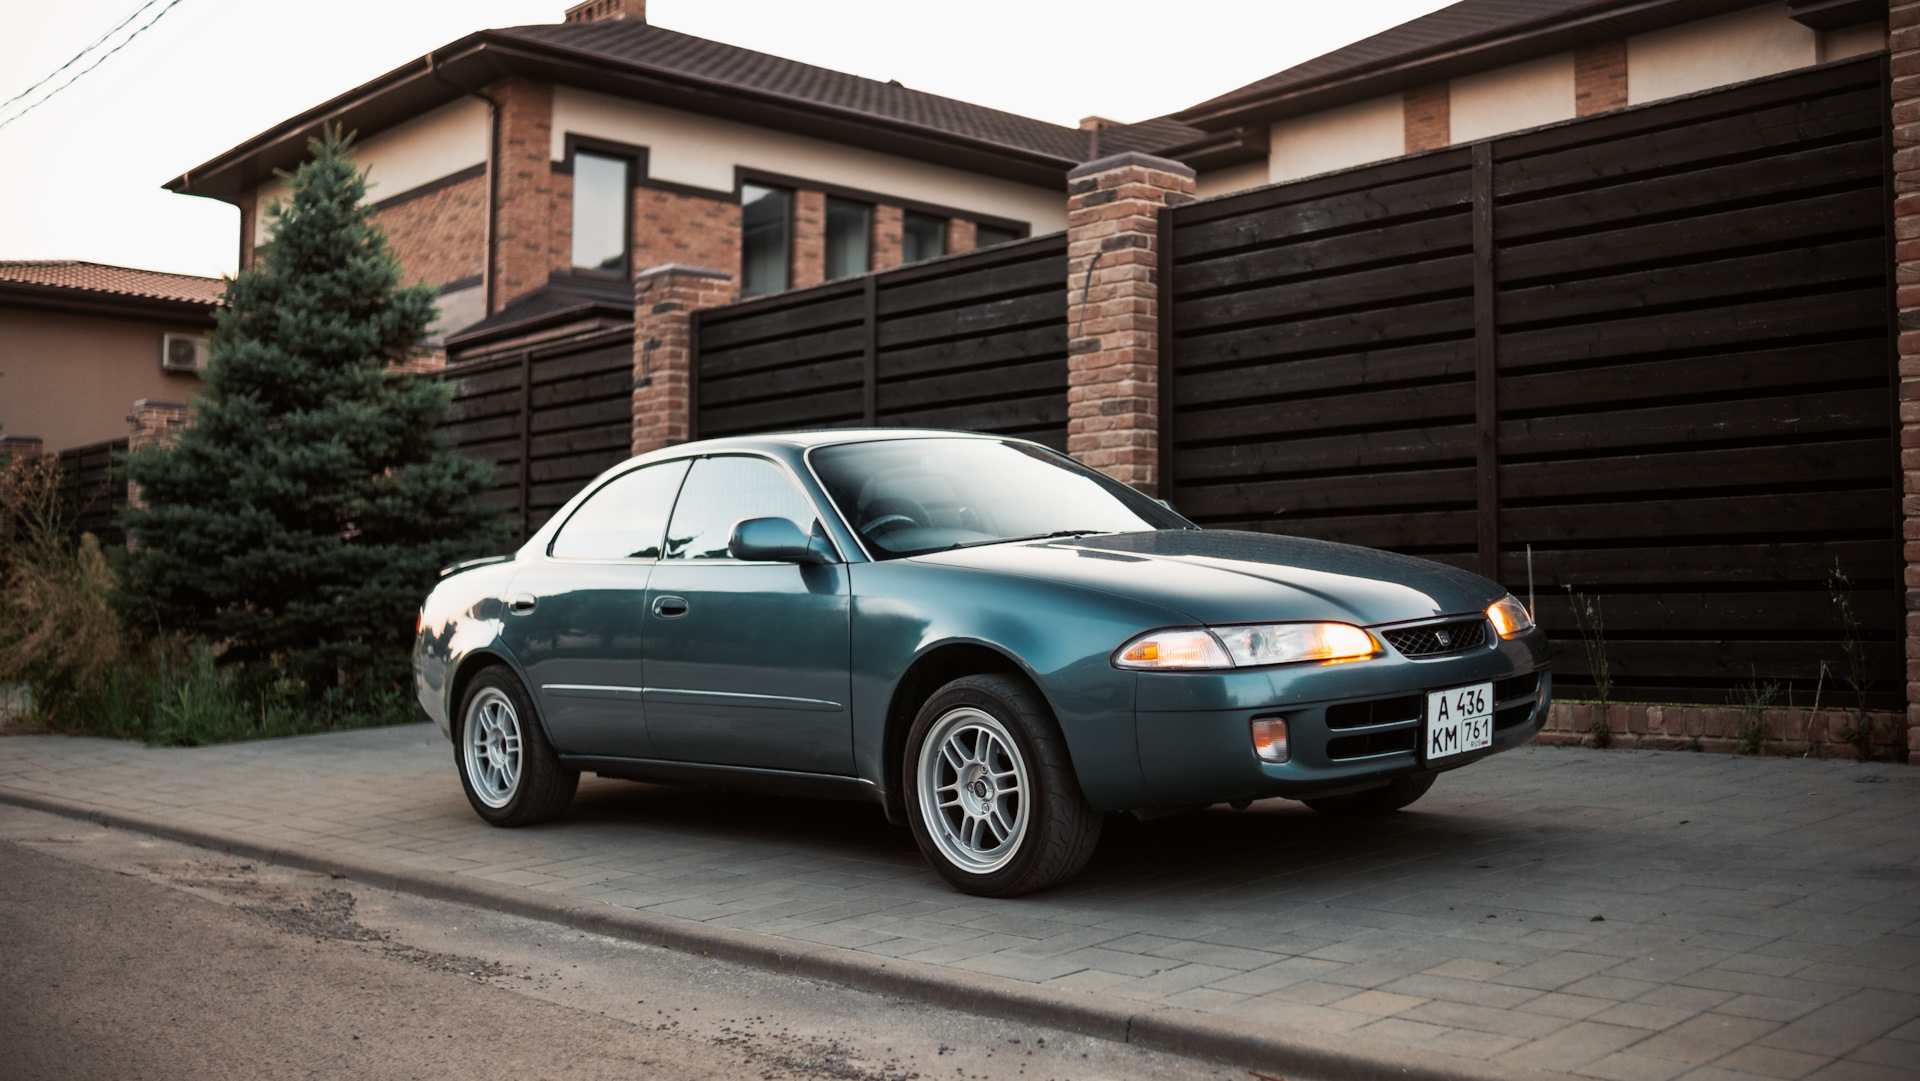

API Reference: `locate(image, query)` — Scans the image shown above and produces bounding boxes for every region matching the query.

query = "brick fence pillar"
[632,264,733,456]
[0,435,44,460]
[1895,0,1920,760]
[127,399,190,453]
[1064,152,1195,495]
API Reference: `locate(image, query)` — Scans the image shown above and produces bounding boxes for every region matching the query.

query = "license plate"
[1426,682,1493,762]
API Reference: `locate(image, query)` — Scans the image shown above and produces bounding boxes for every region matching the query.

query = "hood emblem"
[1435,629,1452,647]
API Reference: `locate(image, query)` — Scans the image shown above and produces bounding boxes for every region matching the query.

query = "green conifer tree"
[124,127,502,696]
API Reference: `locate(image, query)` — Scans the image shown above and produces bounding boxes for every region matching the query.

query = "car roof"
[661,429,1021,454]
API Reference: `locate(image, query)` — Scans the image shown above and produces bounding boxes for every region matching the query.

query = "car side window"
[664,456,816,560]
[549,459,690,560]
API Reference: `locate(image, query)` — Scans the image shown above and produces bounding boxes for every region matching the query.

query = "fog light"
[1251,718,1289,763]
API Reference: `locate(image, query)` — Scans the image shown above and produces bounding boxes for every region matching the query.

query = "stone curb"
[0,784,1574,1081]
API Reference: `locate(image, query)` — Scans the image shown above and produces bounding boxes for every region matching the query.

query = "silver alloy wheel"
[916,706,1031,875]
[463,687,523,809]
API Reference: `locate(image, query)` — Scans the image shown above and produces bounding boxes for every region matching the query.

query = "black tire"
[455,665,578,827]
[902,673,1102,897]
[1304,773,1436,818]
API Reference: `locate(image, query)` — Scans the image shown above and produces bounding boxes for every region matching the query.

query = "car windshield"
[809,437,1191,558]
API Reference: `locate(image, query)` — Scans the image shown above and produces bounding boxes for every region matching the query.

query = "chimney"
[1078,116,1120,131]
[564,0,645,22]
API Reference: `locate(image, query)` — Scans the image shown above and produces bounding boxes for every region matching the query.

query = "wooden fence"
[56,438,127,545]
[1161,55,1898,706]
[693,234,1069,448]
[439,327,635,547]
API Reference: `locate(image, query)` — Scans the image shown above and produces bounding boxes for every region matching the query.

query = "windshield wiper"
[945,529,1111,551]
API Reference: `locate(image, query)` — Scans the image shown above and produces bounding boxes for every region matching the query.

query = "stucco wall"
[549,87,1066,231]
[1195,161,1270,199]
[1268,94,1404,184]
[1628,2,1816,106]
[0,307,207,453]
[252,97,488,248]
[1450,52,1575,144]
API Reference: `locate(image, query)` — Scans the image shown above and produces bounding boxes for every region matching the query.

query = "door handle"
[651,595,689,618]
[507,594,537,615]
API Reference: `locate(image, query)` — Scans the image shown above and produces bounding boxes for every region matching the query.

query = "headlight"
[1487,594,1534,639]
[1114,622,1377,670]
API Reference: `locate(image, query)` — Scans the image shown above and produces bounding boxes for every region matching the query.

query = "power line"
[0,0,166,114]
[0,0,187,134]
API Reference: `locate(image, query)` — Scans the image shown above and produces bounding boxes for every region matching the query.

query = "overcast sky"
[0,0,1453,280]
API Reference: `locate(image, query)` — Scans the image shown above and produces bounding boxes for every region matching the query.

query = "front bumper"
[1132,625,1551,806]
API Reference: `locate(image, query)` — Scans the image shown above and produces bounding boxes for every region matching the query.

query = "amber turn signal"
[1251,718,1290,763]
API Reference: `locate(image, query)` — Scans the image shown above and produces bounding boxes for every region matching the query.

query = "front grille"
[1327,728,1419,760]
[1325,694,1422,730]
[1495,672,1539,701]
[1382,618,1487,657]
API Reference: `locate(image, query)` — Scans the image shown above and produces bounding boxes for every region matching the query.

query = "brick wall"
[792,190,827,290]
[1539,702,1908,759]
[1404,83,1450,153]
[375,175,488,289]
[872,205,904,271]
[632,264,733,455]
[488,78,565,312]
[1575,41,1629,116]
[1894,0,1920,759]
[1064,152,1195,494]
[945,217,977,255]
[633,187,739,272]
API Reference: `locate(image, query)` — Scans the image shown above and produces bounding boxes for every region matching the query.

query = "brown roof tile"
[0,261,225,306]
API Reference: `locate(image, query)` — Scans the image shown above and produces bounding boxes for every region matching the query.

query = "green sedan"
[415,430,1550,896]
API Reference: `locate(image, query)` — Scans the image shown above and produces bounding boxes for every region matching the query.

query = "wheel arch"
[879,641,1034,825]
[448,649,548,741]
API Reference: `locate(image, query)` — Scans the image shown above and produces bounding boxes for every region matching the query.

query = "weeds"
[1827,563,1875,761]
[1564,586,1612,747]
[0,454,417,745]
[1729,667,1781,756]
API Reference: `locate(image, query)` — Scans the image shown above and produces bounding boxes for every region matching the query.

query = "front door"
[499,459,688,758]
[642,455,853,775]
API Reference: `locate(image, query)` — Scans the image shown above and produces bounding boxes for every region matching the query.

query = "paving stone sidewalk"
[2,725,1917,1080]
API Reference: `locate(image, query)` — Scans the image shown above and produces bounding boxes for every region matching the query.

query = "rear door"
[641,455,854,775]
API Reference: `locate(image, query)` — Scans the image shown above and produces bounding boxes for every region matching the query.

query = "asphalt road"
[0,805,1230,1081]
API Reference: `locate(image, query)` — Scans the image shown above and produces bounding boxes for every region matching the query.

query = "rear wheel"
[904,674,1101,897]
[456,666,578,827]
[1304,774,1436,818]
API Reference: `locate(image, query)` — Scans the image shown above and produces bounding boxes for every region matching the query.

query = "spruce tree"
[124,127,502,696]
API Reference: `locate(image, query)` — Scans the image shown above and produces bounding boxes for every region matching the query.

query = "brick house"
[162,0,1163,351]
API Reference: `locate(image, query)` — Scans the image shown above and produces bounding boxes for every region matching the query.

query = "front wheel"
[1303,773,1436,818]
[456,666,578,827]
[903,674,1101,897]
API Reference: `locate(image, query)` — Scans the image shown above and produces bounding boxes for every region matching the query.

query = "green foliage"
[0,456,122,713]
[1827,563,1875,761]
[1729,667,1781,756]
[1563,586,1613,746]
[121,126,502,697]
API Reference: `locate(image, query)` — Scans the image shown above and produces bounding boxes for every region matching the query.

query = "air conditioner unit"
[161,333,210,372]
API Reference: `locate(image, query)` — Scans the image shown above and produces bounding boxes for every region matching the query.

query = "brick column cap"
[635,263,731,282]
[130,399,189,410]
[1067,152,1196,181]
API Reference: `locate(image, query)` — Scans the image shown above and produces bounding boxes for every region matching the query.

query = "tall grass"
[1,454,417,746]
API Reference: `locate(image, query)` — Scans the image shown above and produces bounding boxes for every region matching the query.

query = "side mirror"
[728,517,832,564]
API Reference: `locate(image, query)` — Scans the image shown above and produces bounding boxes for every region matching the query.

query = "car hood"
[908,530,1501,627]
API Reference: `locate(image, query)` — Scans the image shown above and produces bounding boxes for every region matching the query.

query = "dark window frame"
[739,181,795,297]
[556,134,648,280]
[734,166,1029,240]
[824,195,874,281]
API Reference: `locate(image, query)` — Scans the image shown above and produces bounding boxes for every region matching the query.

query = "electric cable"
[0,0,187,134]
[0,0,164,114]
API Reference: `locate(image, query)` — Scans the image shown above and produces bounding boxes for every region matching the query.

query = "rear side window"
[664,456,816,560]
[549,460,690,559]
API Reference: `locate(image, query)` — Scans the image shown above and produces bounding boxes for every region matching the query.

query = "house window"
[825,197,871,281]
[976,223,1021,249]
[741,183,792,295]
[571,151,630,274]
[903,211,946,264]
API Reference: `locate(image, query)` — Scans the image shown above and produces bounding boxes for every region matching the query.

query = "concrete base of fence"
[1537,702,1910,761]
